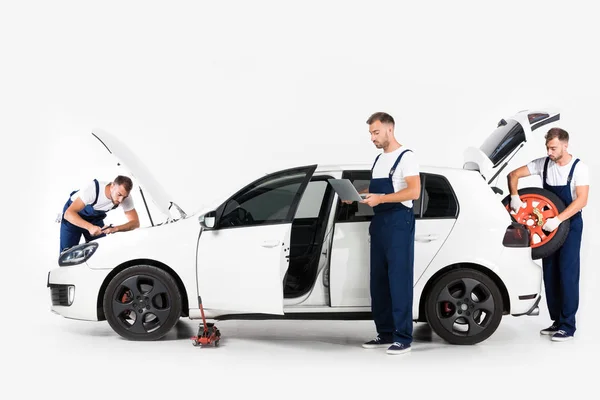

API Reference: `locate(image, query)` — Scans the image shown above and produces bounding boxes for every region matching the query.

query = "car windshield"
[480,119,526,167]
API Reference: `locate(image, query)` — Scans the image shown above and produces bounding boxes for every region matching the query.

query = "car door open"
[195,165,317,315]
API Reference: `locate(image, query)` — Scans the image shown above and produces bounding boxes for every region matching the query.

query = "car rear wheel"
[425,269,503,345]
[103,265,182,341]
[501,187,570,260]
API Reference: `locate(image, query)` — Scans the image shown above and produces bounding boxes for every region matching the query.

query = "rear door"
[328,171,456,307]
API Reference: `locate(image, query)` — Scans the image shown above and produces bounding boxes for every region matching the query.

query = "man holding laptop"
[331,112,420,355]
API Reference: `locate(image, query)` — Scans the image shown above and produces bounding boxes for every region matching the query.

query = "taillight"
[503,222,530,247]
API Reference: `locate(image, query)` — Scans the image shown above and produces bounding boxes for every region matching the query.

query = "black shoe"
[540,324,559,335]
[386,342,412,355]
[551,330,573,342]
[362,336,393,349]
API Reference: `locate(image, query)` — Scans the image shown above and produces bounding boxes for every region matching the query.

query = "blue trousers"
[59,218,105,254]
[369,208,415,345]
[542,216,583,336]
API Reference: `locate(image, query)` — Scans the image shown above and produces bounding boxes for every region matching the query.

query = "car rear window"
[480,119,526,167]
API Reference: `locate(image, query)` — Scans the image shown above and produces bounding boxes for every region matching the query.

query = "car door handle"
[416,234,439,242]
[261,240,280,248]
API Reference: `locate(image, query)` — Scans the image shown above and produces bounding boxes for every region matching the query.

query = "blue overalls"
[542,157,583,336]
[368,149,415,345]
[59,179,114,253]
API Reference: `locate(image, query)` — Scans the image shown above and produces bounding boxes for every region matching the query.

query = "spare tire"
[501,187,570,260]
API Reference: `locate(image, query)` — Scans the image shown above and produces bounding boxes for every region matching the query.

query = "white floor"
[6,284,598,399]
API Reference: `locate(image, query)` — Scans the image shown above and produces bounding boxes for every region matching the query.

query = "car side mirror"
[199,211,217,229]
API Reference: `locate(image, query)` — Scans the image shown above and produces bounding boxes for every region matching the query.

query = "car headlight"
[58,242,98,266]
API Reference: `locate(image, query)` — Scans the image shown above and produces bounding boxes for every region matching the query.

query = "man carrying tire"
[507,128,590,342]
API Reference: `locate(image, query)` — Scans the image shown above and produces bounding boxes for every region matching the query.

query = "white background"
[1,1,598,398]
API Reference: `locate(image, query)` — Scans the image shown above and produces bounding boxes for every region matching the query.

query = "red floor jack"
[191,297,221,347]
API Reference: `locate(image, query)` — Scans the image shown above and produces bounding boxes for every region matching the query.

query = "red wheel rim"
[505,194,560,248]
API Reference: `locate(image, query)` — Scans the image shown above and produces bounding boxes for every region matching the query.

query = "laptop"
[327,179,370,202]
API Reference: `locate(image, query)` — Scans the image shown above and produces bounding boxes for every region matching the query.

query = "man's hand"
[102,225,119,235]
[361,193,383,207]
[88,225,103,237]
[341,199,354,205]
[510,195,525,213]
[542,216,561,232]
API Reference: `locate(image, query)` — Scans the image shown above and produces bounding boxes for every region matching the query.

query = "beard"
[373,140,387,149]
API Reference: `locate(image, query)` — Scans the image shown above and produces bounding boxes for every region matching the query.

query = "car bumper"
[497,247,543,315]
[512,293,541,317]
[47,264,111,321]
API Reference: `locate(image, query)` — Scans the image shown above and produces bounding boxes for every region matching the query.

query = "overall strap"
[543,157,550,186]
[91,179,100,206]
[371,154,382,170]
[389,149,412,178]
[567,159,580,184]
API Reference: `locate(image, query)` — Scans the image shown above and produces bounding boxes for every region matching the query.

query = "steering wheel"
[237,207,254,224]
[222,207,255,226]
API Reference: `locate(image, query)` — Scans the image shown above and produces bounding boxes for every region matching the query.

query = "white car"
[48,109,561,345]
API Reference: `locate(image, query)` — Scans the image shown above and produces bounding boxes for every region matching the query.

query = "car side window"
[334,171,457,222]
[218,169,312,228]
[334,171,374,222]
[420,174,458,218]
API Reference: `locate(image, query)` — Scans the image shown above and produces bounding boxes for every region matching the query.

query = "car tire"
[103,265,182,341]
[501,187,570,260]
[425,269,503,345]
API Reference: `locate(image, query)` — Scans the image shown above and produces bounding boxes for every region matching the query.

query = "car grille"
[50,284,70,306]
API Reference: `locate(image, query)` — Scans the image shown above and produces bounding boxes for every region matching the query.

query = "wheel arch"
[96,258,190,321]
[417,262,511,322]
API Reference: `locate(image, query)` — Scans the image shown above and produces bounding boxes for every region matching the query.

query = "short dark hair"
[366,112,395,126]
[114,175,133,192]
[545,128,569,143]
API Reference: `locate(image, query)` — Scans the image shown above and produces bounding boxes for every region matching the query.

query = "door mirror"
[199,211,217,229]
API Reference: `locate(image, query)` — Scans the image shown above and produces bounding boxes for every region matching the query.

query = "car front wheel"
[103,265,182,341]
[425,269,503,345]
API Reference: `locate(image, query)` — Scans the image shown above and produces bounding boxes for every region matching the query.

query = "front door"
[196,165,317,315]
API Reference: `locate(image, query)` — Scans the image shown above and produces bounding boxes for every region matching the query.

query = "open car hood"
[91,129,185,220]
[463,108,560,186]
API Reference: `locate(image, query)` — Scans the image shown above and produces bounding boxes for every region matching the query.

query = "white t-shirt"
[70,180,134,212]
[372,146,420,208]
[526,156,590,201]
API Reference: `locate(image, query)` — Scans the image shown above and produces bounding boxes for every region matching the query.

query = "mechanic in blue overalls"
[60,175,140,254]
[359,112,421,355]
[508,128,590,342]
